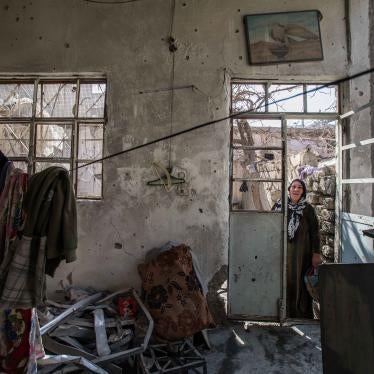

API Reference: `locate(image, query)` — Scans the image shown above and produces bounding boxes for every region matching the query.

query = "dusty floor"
[205,323,322,374]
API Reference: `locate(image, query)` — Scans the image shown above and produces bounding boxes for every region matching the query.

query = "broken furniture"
[138,340,207,374]
[38,288,154,373]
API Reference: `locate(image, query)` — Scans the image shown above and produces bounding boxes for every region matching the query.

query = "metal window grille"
[0,76,107,199]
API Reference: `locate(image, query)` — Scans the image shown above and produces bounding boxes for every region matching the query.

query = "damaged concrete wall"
[0,0,348,301]
[342,0,374,216]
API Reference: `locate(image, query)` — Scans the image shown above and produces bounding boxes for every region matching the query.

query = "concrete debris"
[38,288,154,373]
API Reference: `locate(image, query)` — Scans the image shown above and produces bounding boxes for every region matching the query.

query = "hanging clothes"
[0,162,33,374]
[0,165,28,263]
[22,166,77,276]
[0,166,77,309]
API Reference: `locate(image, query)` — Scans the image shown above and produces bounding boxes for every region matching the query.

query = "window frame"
[0,75,107,200]
[230,80,340,212]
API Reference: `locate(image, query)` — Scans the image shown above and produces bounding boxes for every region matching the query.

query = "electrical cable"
[76,67,374,170]
[168,0,176,170]
[82,0,140,4]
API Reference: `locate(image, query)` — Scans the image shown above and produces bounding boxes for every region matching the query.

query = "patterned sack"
[138,244,215,341]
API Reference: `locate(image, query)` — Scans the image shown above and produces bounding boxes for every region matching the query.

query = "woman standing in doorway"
[273,179,322,318]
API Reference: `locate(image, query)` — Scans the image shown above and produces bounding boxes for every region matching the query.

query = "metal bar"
[341,143,356,150]
[264,82,269,112]
[0,117,104,123]
[57,336,88,351]
[360,137,374,146]
[73,79,80,188]
[132,289,154,350]
[50,324,95,339]
[0,74,106,80]
[93,347,143,364]
[93,309,111,356]
[341,178,374,184]
[234,113,338,120]
[43,332,123,373]
[6,156,28,162]
[29,78,38,174]
[280,115,288,323]
[303,84,308,113]
[335,100,344,263]
[232,145,283,150]
[0,118,31,123]
[66,317,134,328]
[232,178,282,182]
[33,157,71,163]
[40,292,103,335]
[38,354,108,374]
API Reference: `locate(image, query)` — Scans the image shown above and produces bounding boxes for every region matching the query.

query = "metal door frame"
[228,114,287,321]
[228,112,340,322]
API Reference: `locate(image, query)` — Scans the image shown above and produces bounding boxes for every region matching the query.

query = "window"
[232,83,338,114]
[0,77,106,199]
[231,81,338,211]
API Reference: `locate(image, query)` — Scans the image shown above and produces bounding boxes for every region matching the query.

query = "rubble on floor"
[37,287,208,373]
[38,288,154,373]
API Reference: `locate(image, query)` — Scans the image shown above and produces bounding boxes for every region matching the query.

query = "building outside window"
[230,82,338,211]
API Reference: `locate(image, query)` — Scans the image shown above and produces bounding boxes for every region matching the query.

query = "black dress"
[287,203,320,318]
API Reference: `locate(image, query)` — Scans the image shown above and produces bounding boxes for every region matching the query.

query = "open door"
[228,116,286,320]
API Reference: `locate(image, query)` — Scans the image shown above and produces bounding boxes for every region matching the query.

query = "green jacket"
[23,166,77,276]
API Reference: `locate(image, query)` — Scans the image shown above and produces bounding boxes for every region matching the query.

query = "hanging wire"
[76,67,374,170]
[168,0,176,169]
[82,0,140,4]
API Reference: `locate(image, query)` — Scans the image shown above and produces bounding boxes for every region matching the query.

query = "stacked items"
[304,166,336,262]
[38,288,153,373]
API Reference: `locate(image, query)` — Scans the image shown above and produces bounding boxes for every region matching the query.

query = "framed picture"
[244,10,323,65]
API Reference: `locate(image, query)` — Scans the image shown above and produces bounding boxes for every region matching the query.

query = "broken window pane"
[0,84,34,117]
[13,161,28,172]
[233,149,282,179]
[0,123,30,157]
[306,85,337,113]
[35,162,70,173]
[231,181,282,211]
[268,84,304,112]
[78,124,104,160]
[35,124,72,158]
[232,119,282,147]
[232,84,265,113]
[78,83,106,118]
[77,162,102,198]
[37,83,76,117]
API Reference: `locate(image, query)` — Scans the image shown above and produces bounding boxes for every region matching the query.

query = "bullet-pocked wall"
[0,0,348,301]
[342,0,374,217]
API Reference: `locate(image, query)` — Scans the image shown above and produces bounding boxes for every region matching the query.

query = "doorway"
[228,81,339,321]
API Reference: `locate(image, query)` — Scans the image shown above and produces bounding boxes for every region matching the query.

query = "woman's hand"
[312,253,323,268]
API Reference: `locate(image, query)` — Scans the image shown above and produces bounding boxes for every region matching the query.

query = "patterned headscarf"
[287,196,307,239]
[272,179,307,240]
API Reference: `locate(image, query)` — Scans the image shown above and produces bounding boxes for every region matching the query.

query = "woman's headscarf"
[273,179,308,240]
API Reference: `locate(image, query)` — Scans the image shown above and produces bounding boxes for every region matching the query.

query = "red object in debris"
[117,296,138,318]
